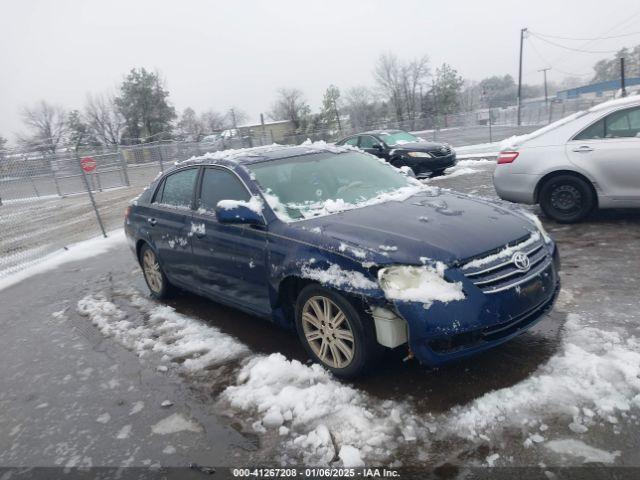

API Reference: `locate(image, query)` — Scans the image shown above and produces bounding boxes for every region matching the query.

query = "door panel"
[190,167,270,314]
[146,168,199,285]
[567,106,640,203]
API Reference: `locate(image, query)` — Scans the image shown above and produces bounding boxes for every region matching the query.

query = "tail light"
[497,151,519,164]
[124,205,132,220]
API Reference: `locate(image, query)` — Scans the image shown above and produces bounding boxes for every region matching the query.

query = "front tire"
[294,285,376,378]
[539,174,595,223]
[139,244,173,299]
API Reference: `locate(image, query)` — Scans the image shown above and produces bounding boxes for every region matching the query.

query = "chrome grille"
[461,234,552,294]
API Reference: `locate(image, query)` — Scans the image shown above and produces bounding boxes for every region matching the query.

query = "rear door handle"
[572,145,594,153]
[147,217,157,226]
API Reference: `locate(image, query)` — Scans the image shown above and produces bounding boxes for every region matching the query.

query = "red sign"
[80,157,97,173]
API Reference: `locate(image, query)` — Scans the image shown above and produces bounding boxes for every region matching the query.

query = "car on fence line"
[335,130,457,178]
[124,142,559,378]
[493,95,640,223]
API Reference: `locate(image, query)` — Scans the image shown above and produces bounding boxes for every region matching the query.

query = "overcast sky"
[2,0,640,142]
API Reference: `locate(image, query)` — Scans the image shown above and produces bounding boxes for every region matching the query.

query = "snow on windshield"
[248,148,433,222]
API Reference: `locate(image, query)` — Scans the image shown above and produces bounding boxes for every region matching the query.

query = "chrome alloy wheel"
[301,296,355,368]
[142,248,163,293]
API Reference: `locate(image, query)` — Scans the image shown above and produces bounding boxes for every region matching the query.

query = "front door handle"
[147,217,157,226]
[572,145,594,153]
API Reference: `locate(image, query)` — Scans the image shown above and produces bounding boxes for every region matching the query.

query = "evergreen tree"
[115,68,176,144]
[320,85,341,132]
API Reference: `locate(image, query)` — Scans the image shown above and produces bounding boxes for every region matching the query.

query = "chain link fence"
[0,96,608,281]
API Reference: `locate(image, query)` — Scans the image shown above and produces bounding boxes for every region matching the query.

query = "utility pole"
[620,57,627,97]
[538,67,551,106]
[517,27,527,126]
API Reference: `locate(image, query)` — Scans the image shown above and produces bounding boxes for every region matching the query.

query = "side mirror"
[215,202,264,225]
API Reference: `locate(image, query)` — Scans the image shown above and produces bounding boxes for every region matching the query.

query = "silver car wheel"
[142,249,163,293]
[301,295,355,369]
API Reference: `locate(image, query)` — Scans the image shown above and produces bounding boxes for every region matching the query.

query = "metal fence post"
[157,144,165,172]
[119,149,130,186]
[78,154,107,238]
[49,155,62,197]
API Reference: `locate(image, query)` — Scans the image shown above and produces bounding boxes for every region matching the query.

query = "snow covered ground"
[1,156,639,471]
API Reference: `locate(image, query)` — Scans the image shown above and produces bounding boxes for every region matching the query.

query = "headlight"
[377,264,464,306]
[406,151,432,158]
[522,211,552,244]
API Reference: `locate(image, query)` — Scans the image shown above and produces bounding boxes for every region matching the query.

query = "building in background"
[238,119,295,144]
[556,78,640,101]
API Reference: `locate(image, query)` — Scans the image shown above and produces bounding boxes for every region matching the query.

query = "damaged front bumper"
[389,246,560,366]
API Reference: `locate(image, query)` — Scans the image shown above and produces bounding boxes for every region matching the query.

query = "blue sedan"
[124,143,560,378]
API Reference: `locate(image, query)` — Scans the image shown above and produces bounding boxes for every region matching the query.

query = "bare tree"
[84,93,124,146]
[374,53,430,123]
[402,55,430,124]
[374,53,404,120]
[200,109,227,132]
[177,107,206,140]
[17,101,67,153]
[268,88,310,130]
[0,135,7,161]
[343,86,377,130]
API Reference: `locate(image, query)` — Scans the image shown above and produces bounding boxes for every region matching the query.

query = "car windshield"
[248,151,418,221]
[378,131,419,146]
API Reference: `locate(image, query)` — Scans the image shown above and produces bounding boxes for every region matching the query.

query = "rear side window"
[574,119,605,140]
[605,107,640,138]
[344,137,359,146]
[575,106,640,140]
[198,168,250,212]
[155,168,198,208]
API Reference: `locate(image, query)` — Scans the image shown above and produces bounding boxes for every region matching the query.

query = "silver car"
[493,95,640,222]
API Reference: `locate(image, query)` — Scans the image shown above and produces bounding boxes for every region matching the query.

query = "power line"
[529,29,640,41]
[527,37,594,77]
[528,32,620,54]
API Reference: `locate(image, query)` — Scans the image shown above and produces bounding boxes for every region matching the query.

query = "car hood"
[297,190,536,266]
[390,141,446,152]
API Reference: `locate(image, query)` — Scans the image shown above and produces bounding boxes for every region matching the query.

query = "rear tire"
[294,284,377,378]
[139,244,173,299]
[539,174,595,223]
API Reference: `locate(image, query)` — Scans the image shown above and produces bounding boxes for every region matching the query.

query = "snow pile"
[301,264,377,291]
[77,293,249,371]
[217,195,264,215]
[544,439,620,464]
[462,231,540,270]
[0,229,126,292]
[221,353,433,465]
[338,243,368,259]
[447,313,640,439]
[378,263,465,307]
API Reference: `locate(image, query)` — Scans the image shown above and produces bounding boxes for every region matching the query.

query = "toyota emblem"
[512,251,530,271]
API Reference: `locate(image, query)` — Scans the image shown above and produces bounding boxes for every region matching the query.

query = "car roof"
[173,142,355,169]
[360,129,403,136]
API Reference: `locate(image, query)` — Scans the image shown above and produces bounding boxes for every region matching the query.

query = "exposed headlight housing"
[377,264,465,306]
[406,151,432,158]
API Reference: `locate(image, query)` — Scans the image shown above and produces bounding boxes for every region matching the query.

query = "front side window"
[359,136,379,148]
[156,168,198,208]
[378,131,419,146]
[198,167,250,212]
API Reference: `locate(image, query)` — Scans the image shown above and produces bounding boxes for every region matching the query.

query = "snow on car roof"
[587,93,640,112]
[175,140,358,167]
